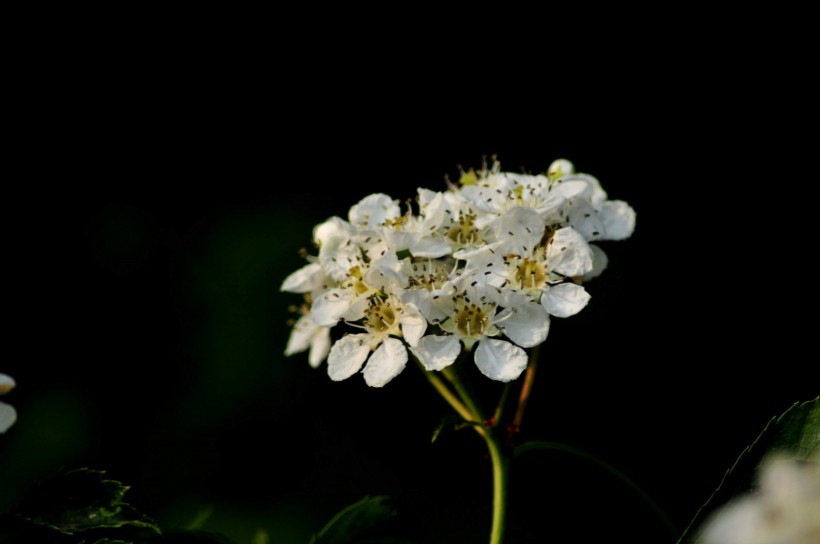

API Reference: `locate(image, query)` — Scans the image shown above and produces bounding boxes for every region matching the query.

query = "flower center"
[513,258,547,291]
[447,212,479,245]
[455,301,491,338]
[345,265,372,295]
[365,296,398,334]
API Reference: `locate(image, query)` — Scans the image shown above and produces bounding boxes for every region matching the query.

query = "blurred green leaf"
[676,396,820,544]
[309,496,402,544]
[10,468,160,537]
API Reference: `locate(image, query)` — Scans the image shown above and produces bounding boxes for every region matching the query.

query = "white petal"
[364,259,407,291]
[285,315,318,356]
[401,287,455,324]
[308,327,332,368]
[599,200,636,241]
[542,283,591,318]
[280,262,326,293]
[496,301,550,348]
[313,216,353,248]
[548,227,594,277]
[399,303,427,347]
[310,288,353,327]
[0,401,16,433]
[410,335,461,371]
[547,158,575,180]
[581,244,608,282]
[349,193,401,228]
[327,334,371,381]
[418,190,448,226]
[550,179,589,200]
[408,237,451,259]
[565,173,607,207]
[566,201,606,241]
[474,339,528,382]
[494,207,544,256]
[0,373,15,395]
[363,338,408,387]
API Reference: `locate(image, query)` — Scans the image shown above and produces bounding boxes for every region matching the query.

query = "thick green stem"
[481,431,508,544]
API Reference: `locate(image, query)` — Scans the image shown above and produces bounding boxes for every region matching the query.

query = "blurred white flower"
[0,373,16,433]
[700,454,820,544]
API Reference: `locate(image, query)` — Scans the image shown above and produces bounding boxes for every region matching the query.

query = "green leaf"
[676,396,820,544]
[431,415,463,443]
[10,467,161,537]
[309,496,397,544]
[767,396,819,458]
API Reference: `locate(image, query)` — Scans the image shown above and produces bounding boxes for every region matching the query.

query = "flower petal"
[547,227,594,277]
[363,337,408,387]
[581,244,608,282]
[410,335,461,371]
[494,206,544,256]
[349,193,401,228]
[308,326,332,368]
[0,401,16,433]
[496,300,550,348]
[0,374,15,395]
[280,262,327,293]
[542,283,591,318]
[311,288,354,327]
[474,339,528,382]
[285,315,319,356]
[327,334,371,381]
[400,303,427,347]
[599,200,636,241]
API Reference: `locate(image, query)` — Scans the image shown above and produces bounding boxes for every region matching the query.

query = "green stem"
[418,362,508,544]
[418,361,477,422]
[481,431,508,544]
[443,366,486,421]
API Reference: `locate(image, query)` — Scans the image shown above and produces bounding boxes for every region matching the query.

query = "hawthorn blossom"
[280,157,634,385]
[326,294,426,387]
[411,282,549,382]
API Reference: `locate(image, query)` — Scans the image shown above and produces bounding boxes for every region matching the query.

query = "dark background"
[2,32,818,543]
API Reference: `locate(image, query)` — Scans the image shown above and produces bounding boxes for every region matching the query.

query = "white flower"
[412,283,548,382]
[700,455,820,544]
[457,158,588,229]
[281,261,334,367]
[0,373,16,433]
[545,159,636,242]
[326,295,426,387]
[461,207,594,319]
[348,193,401,230]
[284,315,331,368]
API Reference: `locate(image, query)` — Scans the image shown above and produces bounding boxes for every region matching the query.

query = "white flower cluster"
[281,159,635,387]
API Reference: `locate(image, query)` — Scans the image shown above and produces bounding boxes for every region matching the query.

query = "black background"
[2,28,818,544]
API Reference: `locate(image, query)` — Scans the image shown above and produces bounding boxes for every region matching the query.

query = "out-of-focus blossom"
[700,454,820,544]
[0,373,16,433]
